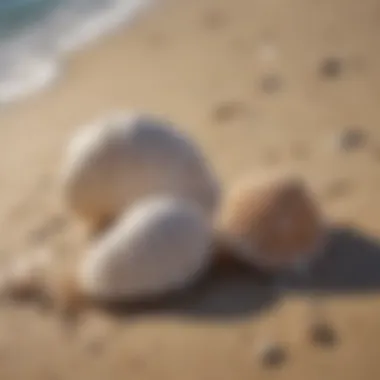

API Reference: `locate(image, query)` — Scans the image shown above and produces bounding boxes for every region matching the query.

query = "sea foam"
[0,0,151,104]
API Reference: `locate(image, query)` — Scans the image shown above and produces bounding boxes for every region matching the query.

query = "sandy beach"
[1,0,380,378]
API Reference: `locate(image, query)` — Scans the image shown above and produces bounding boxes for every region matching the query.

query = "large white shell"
[61,112,220,228]
[77,196,212,301]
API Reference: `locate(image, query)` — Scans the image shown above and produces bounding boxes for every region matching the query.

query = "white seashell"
[61,111,220,230]
[77,196,212,301]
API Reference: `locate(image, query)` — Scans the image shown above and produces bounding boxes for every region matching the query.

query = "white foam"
[0,56,59,104]
[58,0,151,53]
[0,0,152,105]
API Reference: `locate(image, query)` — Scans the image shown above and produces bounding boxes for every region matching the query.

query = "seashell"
[217,170,326,272]
[77,196,213,301]
[60,111,220,232]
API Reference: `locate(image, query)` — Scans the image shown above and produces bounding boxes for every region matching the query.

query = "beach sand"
[1,0,380,378]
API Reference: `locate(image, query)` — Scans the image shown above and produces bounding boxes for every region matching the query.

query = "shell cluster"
[2,110,326,305]
[60,111,220,302]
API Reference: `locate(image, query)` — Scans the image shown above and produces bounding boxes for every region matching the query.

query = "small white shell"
[77,196,212,301]
[61,112,220,229]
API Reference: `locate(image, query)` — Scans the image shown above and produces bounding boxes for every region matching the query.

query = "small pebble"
[338,127,367,151]
[212,101,247,123]
[257,342,287,368]
[320,57,342,78]
[310,322,337,347]
[260,74,283,94]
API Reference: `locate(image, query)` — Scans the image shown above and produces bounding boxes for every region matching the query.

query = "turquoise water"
[0,0,149,104]
[0,0,58,37]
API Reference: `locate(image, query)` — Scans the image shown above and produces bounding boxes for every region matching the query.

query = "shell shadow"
[287,224,380,293]
[97,224,380,321]
[98,259,278,322]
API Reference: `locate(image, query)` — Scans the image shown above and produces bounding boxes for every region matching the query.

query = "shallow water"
[0,0,150,105]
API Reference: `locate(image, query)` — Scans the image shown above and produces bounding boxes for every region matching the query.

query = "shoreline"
[0,0,156,106]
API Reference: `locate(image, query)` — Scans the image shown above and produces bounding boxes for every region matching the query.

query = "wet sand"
[1,0,380,378]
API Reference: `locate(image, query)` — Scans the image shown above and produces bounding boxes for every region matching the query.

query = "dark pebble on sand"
[338,127,367,151]
[310,322,338,347]
[320,57,342,78]
[258,343,288,368]
[212,101,247,123]
[260,74,283,94]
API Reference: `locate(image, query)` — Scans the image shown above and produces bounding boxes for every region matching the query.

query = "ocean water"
[0,0,150,104]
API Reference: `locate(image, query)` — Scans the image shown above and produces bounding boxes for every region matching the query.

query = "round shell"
[217,172,326,272]
[60,112,220,230]
[77,196,212,301]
